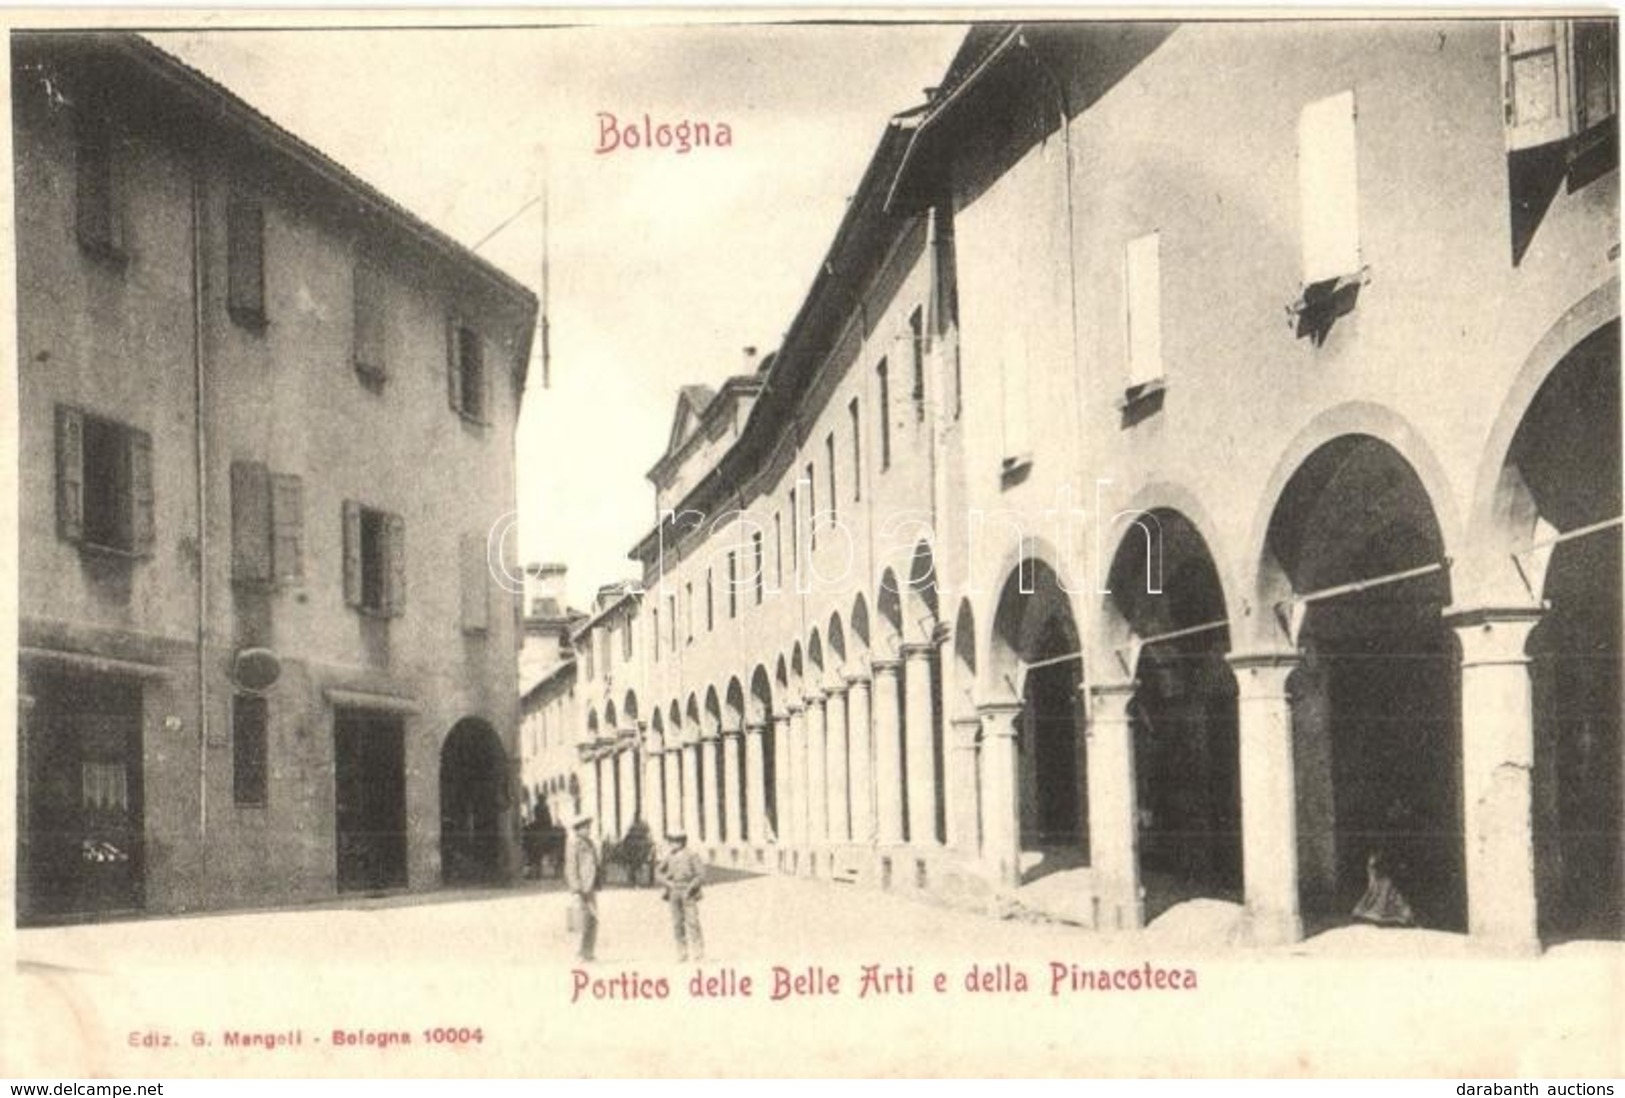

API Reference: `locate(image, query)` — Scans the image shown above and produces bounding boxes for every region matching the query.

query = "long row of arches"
[578,317,1619,946]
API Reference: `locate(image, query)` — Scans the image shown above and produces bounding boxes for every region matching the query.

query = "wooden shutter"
[271,473,304,585]
[1572,21,1618,135]
[1298,90,1360,284]
[1125,231,1163,388]
[460,530,489,634]
[128,427,154,556]
[446,315,464,412]
[230,461,272,583]
[1503,21,1571,151]
[342,500,362,608]
[386,512,407,616]
[352,262,386,378]
[227,196,265,323]
[56,405,84,543]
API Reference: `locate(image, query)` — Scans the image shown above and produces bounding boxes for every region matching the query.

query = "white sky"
[150,22,967,607]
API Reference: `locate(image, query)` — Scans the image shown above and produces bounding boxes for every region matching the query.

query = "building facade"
[13,34,537,923]
[608,19,1620,952]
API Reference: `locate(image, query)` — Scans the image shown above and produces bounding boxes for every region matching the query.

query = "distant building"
[13,33,538,923]
[517,563,584,823]
[605,19,1620,950]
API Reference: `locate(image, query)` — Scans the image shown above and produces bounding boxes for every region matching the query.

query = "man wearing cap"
[564,812,601,963]
[657,829,707,962]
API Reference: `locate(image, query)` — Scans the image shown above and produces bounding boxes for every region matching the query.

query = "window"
[877,359,892,471]
[353,261,387,383]
[668,593,678,648]
[685,581,694,642]
[460,531,488,634]
[227,193,266,329]
[727,551,738,619]
[826,433,838,526]
[1125,231,1164,392]
[806,463,817,551]
[1298,91,1360,284]
[447,319,487,422]
[909,307,926,419]
[55,406,153,556]
[774,512,783,588]
[231,461,304,587]
[623,617,634,660]
[706,568,715,632]
[582,629,595,681]
[342,501,405,616]
[75,109,123,261]
[1504,20,1618,149]
[788,491,798,566]
[232,694,269,807]
[752,530,765,605]
[653,607,661,662]
[849,398,862,502]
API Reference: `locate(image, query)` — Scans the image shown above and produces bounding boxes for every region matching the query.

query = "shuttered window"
[1503,20,1618,150]
[1125,231,1164,390]
[232,463,303,586]
[353,261,387,381]
[343,501,405,616]
[227,194,266,328]
[1298,91,1360,285]
[55,405,152,556]
[446,317,488,421]
[460,530,489,634]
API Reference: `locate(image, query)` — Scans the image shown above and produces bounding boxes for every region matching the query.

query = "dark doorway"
[440,718,507,886]
[19,673,145,922]
[1027,620,1084,846]
[335,709,407,893]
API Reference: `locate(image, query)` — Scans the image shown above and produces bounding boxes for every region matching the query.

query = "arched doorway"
[991,557,1088,880]
[1508,321,1622,940]
[1105,509,1241,915]
[440,717,508,886]
[1264,436,1463,931]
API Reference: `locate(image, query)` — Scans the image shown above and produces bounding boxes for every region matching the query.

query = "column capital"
[871,656,903,676]
[1446,604,1544,667]
[823,682,850,700]
[786,702,805,716]
[802,692,826,710]
[1226,649,1301,672]
[721,726,745,741]
[843,670,872,689]
[900,641,937,661]
[744,721,767,737]
[977,699,1024,740]
[949,714,981,750]
[1086,679,1139,702]
[1226,650,1300,699]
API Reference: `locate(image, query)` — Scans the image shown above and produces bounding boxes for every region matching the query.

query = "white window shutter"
[386,512,407,616]
[271,473,304,585]
[1503,21,1573,151]
[342,500,362,608]
[1298,90,1361,284]
[128,427,154,556]
[230,461,272,582]
[1125,231,1163,389]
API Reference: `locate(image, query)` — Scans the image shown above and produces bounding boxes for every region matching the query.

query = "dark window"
[849,398,862,502]
[826,433,837,526]
[877,359,891,470]
[909,307,926,419]
[447,320,486,421]
[806,463,817,551]
[343,501,405,616]
[727,552,737,619]
[623,616,634,660]
[685,582,694,642]
[55,406,152,556]
[227,195,266,328]
[787,491,797,566]
[706,568,714,632]
[233,694,269,807]
[75,110,123,260]
[753,530,765,605]
[774,512,783,588]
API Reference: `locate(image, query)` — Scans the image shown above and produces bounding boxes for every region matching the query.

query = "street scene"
[6,15,1623,1078]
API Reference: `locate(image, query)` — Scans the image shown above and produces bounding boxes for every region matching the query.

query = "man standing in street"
[657,829,706,963]
[564,812,600,963]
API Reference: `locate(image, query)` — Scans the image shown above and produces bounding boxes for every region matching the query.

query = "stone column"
[771,712,792,847]
[642,728,664,836]
[580,749,600,837]
[804,693,829,845]
[825,684,851,843]
[1227,651,1302,946]
[746,721,769,845]
[947,715,982,854]
[1449,606,1543,953]
[871,659,906,845]
[701,731,722,846]
[902,642,940,845]
[723,724,745,845]
[846,673,876,844]
[617,741,637,834]
[978,702,1023,888]
[787,704,807,848]
[1086,681,1144,929]
[682,740,702,840]
[663,746,682,838]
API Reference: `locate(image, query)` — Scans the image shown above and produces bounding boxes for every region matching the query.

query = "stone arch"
[751,664,778,835]
[876,568,904,656]
[440,717,510,886]
[828,613,847,674]
[623,691,639,727]
[851,594,872,658]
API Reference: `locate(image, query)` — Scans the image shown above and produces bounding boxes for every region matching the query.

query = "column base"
[1243,905,1304,948]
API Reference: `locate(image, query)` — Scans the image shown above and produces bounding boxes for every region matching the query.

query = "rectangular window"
[232,694,269,807]
[806,463,817,551]
[342,501,405,616]
[668,593,679,648]
[55,405,153,556]
[774,511,783,588]
[623,616,634,660]
[826,433,838,527]
[447,319,487,421]
[227,194,266,328]
[686,582,694,642]
[1503,20,1619,150]
[752,530,765,605]
[352,261,387,382]
[232,461,303,586]
[788,491,798,567]
[1125,231,1164,390]
[909,307,926,419]
[877,359,892,471]
[460,531,489,634]
[1298,90,1360,284]
[706,568,714,632]
[653,607,661,662]
[849,398,862,502]
[75,109,123,260]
